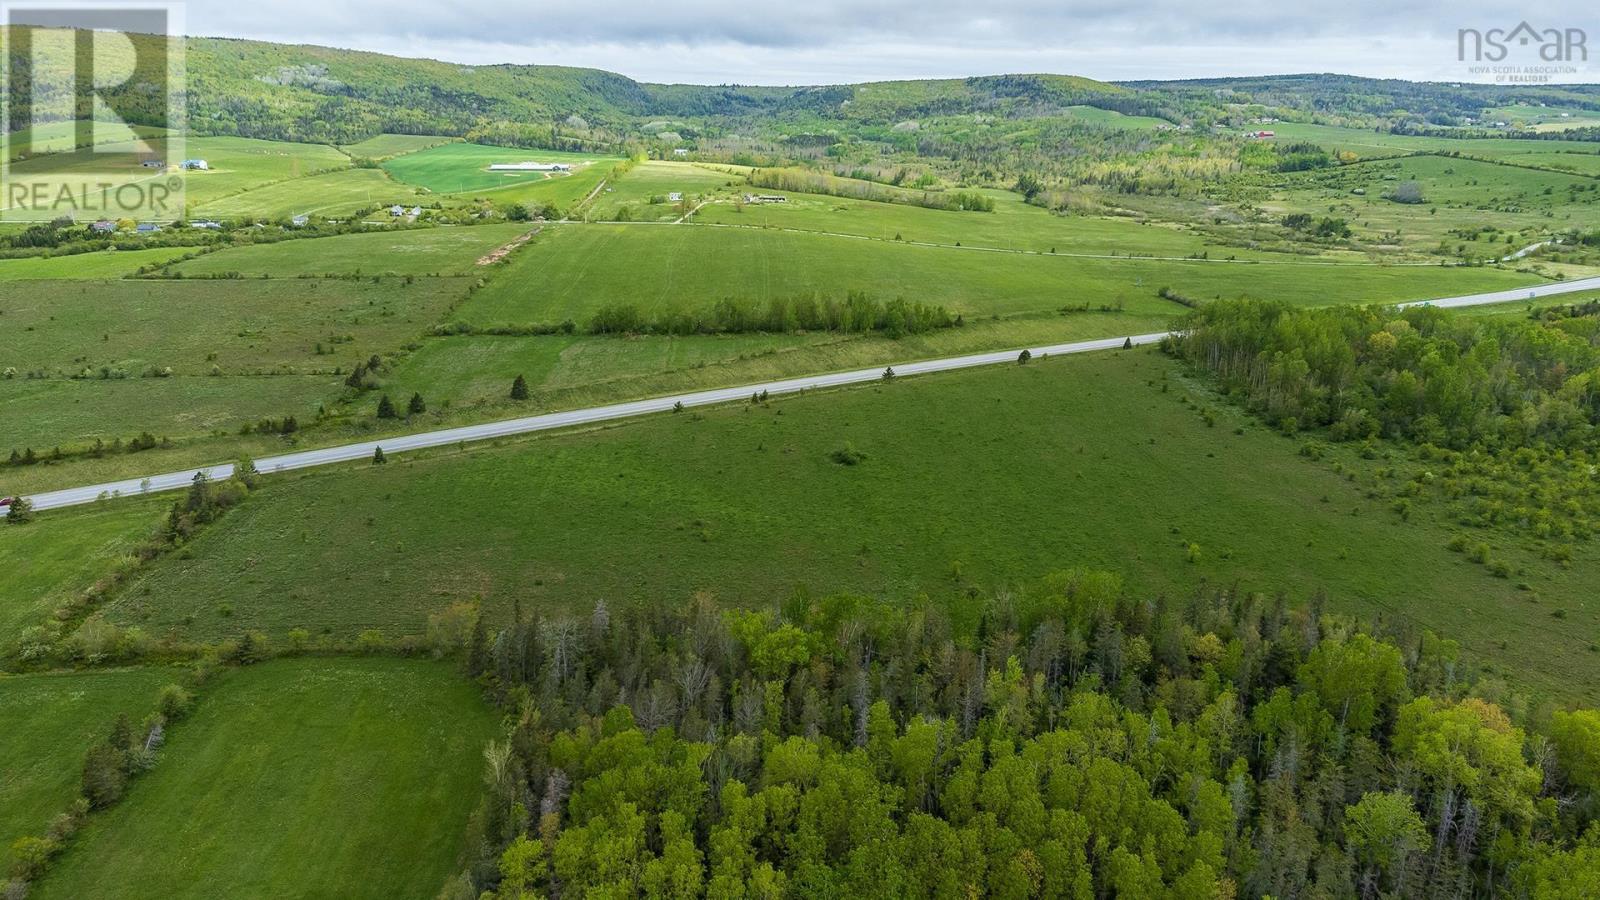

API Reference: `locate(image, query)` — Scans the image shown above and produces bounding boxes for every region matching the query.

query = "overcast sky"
[180,2,1596,85]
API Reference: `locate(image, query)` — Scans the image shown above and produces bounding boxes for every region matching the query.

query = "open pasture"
[455,222,1538,326]
[0,669,172,874]
[93,348,1600,699]
[31,659,497,900]
[339,134,458,160]
[0,277,469,375]
[381,143,600,195]
[192,167,406,221]
[0,247,197,280]
[172,223,535,277]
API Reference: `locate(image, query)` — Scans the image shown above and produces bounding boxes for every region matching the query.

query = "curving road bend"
[6,274,1600,516]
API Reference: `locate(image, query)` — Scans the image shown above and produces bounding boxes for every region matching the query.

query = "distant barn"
[488,162,572,172]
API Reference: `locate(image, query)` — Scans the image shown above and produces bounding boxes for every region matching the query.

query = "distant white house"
[90,219,116,233]
[389,205,405,216]
[190,220,221,230]
[180,159,209,170]
[291,214,309,227]
[141,159,165,169]
[135,222,161,233]
[488,162,572,172]
[668,192,683,202]
[409,206,422,217]
[672,148,689,157]
[743,194,788,204]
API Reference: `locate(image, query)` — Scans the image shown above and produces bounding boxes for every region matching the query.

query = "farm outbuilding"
[488,162,572,172]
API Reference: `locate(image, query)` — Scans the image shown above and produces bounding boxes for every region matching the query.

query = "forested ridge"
[435,573,1600,899]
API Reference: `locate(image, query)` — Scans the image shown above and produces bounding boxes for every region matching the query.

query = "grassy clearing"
[32,658,498,900]
[591,161,743,221]
[176,137,353,208]
[693,185,1285,258]
[0,669,172,874]
[0,497,164,644]
[193,168,407,221]
[339,134,458,161]
[381,311,1164,410]
[1266,123,1600,172]
[97,347,1599,698]
[1260,155,1600,254]
[0,248,196,280]
[382,143,600,194]
[3,122,165,158]
[456,223,1538,325]
[0,312,1163,495]
[1060,105,1172,129]
[1,373,343,450]
[1,277,468,376]
[171,224,534,277]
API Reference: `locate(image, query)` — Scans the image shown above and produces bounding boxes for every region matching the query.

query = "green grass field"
[193,167,409,220]
[591,161,743,221]
[32,658,497,900]
[456,223,1539,326]
[1265,124,1600,175]
[171,224,535,277]
[0,668,172,873]
[91,347,1599,698]
[176,137,354,207]
[382,143,600,194]
[1,372,344,450]
[0,248,197,280]
[2,277,468,376]
[1059,105,1173,129]
[0,498,164,647]
[339,134,459,161]
[1261,155,1600,254]
[692,185,1283,258]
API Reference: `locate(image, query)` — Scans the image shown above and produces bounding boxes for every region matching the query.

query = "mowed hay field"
[590,161,744,221]
[193,167,408,221]
[0,668,172,873]
[172,223,536,277]
[382,143,601,194]
[31,659,498,900]
[97,348,1599,698]
[174,136,354,207]
[454,223,1541,325]
[1,277,469,375]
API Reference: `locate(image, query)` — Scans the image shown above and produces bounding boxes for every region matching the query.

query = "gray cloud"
[182,0,1597,84]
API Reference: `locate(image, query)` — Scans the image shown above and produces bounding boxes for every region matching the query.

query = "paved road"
[7,273,1600,516]
[6,333,1160,514]
[1399,274,1600,309]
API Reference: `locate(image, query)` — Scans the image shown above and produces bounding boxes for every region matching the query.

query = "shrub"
[157,684,194,721]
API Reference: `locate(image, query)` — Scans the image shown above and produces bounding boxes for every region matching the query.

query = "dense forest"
[432,575,1600,899]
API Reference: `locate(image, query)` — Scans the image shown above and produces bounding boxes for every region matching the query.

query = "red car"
[0,497,14,508]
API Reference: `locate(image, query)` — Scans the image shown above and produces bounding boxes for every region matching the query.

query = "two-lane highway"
[7,332,1165,514]
[7,272,1600,516]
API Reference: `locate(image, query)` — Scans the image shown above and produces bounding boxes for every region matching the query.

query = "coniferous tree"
[376,395,397,419]
[510,374,530,400]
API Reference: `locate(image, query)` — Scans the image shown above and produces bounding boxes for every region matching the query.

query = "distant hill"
[6,27,1599,147]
